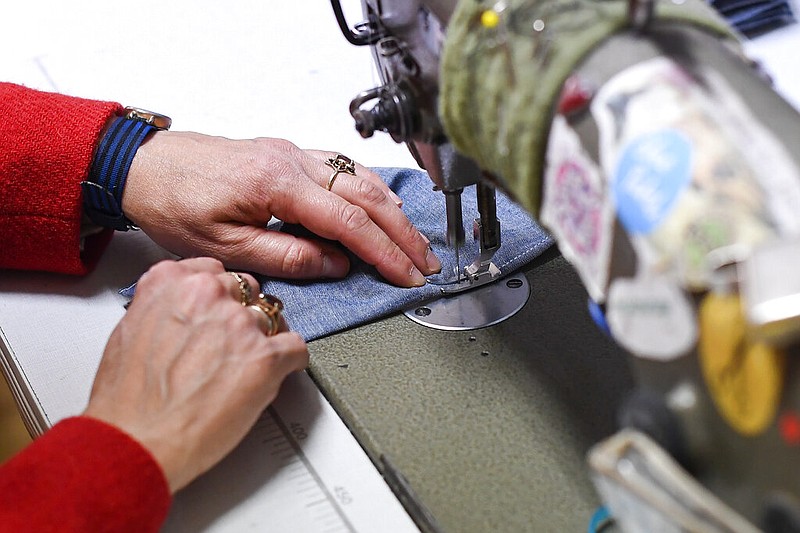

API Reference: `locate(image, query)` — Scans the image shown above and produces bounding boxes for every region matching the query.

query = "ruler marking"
[305,497,328,508]
[266,405,357,533]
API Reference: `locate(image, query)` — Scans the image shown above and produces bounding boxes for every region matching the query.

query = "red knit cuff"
[0,416,171,533]
[0,82,122,274]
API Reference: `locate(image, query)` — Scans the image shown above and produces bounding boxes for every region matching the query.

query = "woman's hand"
[122,132,441,287]
[83,257,309,492]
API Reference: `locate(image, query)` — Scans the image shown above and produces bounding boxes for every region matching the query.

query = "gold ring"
[228,271,252,306]
[324,154,357,191]
[248,293,284,336]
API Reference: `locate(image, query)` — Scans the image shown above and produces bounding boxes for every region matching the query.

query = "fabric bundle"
[259,167,552,341]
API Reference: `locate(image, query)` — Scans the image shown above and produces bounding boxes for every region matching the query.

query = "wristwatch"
[81,106,172,231]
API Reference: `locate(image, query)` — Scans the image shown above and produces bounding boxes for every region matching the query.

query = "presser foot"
[403,273,530,331]
[440,261,501,295]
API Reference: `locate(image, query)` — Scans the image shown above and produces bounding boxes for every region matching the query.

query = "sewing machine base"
[403,274,530,331]
[308,248,633,532]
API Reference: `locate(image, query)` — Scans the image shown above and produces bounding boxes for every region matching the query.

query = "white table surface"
[1,1,799,531]
[0,2,422,532]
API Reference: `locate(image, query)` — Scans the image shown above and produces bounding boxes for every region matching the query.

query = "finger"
[307,156,439,277]
[239,332,310,404]
[216,226,351,279]
[299,194,430,287]
[245,293,284,336]
[175,257,227,274]
[259,332,310,375]
[246,304,275,335]
[249,307,289,335]
[305,149,403,206]
[252,304,290,334]
[220,271,259,305]
[348,165,404,207]
[323,174,440,275]
[217,157,432,285]
[135,259,219,298]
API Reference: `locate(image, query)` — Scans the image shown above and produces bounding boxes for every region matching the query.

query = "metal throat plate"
[403,274,530,331]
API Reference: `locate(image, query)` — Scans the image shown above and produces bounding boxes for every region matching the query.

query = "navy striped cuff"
[81,116,155,231]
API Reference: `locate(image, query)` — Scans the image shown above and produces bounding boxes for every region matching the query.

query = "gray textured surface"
[307,249,634,532]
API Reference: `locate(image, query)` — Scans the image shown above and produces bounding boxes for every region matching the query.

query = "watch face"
[699,292,785,436]
[124,106,172,130]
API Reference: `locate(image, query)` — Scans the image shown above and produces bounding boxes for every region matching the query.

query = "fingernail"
[389,191,403,207]
[419,232,430,245]
[425,247,442,274]
[410,266,427,287]
[322,254,349,278]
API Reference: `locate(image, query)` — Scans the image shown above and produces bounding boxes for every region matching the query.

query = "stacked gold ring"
[247,293,284,337]
[228,271,252,306]
[228,272,283,336]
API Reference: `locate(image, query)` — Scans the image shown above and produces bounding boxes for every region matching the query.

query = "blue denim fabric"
[120,168,553,341]
[261,167,552,341]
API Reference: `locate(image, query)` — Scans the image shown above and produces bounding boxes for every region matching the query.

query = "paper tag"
[606,276,698,361]
[543,115,614,302]
[591,57,800,288]
[613,129,692,234]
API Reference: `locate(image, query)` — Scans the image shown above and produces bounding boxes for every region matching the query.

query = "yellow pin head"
[480,9,501,29]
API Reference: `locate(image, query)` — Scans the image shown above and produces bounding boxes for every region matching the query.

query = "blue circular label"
[613,129,692,234]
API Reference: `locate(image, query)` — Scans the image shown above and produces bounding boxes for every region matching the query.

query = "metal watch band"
[81,108,170,231]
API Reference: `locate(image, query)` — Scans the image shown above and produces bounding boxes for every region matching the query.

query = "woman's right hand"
[123,133,440,287]
[83,257,309,492]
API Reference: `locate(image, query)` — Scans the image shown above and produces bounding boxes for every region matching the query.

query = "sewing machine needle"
[454,244,461,282]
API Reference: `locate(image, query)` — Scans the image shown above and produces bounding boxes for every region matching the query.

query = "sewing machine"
[337,1,502,293]
[331,0,800,530]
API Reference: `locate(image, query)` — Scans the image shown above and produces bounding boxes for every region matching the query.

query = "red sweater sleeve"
[0,416,171,533]
[0,82,122,274]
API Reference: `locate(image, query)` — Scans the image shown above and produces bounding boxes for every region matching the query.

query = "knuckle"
[247,348,284,378]
[241,273,260,292]
[243,142,305,197]
[195,257,225,271]
[367,240,410,275]
[340,204,372,234]
[267,345,304,371]
[248,140,299,174]
[279,242,317,276]
[183,271,226,302]
[256,137,298,155]
[281,332,308,356]
[352,179,386,206]
[261,352,284,372]
[149,259,182,276]
[137,260,180,289]
[241,335,309,382]
[397,216,421,247]
[383,243,411,269]
[228,307,254,331]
